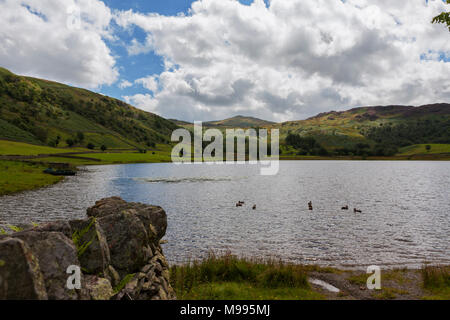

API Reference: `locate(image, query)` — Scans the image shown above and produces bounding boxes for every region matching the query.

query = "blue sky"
[100,0,271,106]
[1,0,448,122]
[100,1,196,100]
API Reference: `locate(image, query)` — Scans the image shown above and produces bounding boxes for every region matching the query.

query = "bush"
[66,139,75,147]
[77,132,84,142]
[87,143,95,150]
[101,145,107,152]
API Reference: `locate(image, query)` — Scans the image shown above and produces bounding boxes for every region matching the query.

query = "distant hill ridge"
[307,103,450,121]
[1,66,448,155]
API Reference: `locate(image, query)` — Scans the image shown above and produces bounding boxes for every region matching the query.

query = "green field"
[397,144,450,155]
[0,140,174,194]
[0,140,89,155]
[0,160,62,195]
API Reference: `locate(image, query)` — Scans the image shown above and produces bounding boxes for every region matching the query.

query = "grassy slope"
[0,140,89,155]
[0,67,178,149]
[398,144,450,155]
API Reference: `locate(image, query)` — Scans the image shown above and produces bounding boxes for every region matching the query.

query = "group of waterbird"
[309,202,362,213]
[235,200,361,213]
[235,201,257,210]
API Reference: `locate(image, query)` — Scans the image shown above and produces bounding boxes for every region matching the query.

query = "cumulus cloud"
[118,80,133,89]
[0,0,118,89]
[115,0,450,121]
[135,75,159,92]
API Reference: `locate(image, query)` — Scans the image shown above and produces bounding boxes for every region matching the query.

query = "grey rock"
[70,218,110,275]
[0,237,47,300]
[87,197,167,242]
[12,231,81,300]
[97,209,149,277]
[33,221,73,239]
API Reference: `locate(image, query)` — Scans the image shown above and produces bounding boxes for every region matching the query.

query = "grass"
[181,282,323,300]
[347,273,368,286]
[371,287,409,300]
[0,160,62,195]
[421,265,450,300]
[0,140,173,195]
[0,140,88,156]
[383,268,410,285]
[169,252,323,300]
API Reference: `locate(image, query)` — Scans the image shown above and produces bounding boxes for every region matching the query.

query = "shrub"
[66,139,75,147]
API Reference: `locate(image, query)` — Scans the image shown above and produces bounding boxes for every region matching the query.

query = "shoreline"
[170,253,450,300]
[2,153,450,196]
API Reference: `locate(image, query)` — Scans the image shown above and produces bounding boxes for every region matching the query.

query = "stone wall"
[0,197,176,300]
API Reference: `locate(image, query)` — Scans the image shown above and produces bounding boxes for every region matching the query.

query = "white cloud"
[115,0,450,121]
[135,75,159,92]
[0,0,118,89]
[118,80,133,89]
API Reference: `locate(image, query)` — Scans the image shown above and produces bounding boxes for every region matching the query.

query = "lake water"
[1,161,449,269]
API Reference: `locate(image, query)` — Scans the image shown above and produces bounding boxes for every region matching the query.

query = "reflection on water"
[1,161,449,268]
[133,177,235,183]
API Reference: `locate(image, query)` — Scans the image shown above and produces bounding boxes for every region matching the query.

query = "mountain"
[276,103,450,156]
[204,115,275,128]
[1,66,448,157]
[171,115,275,129]
[0,67,178,149]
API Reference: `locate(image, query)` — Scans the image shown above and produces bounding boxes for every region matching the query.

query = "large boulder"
[69,218,110,275]
[0,237,47,300]
[87,197,167,241]
[33,221,73,239]
[11,231,83,300]
[97,209,149,277]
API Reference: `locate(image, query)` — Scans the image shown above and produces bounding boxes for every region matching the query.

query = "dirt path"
[308,269,426,300]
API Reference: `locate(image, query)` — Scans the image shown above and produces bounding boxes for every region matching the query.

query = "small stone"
[85,276,114,300]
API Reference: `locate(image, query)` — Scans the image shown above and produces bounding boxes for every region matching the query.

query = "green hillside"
[275,104,450,156]
[0,67,178,150]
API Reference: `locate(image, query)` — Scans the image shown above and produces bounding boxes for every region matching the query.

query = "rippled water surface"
[1,161,449,268]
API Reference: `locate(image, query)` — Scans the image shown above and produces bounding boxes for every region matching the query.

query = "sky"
[0,0,449,122]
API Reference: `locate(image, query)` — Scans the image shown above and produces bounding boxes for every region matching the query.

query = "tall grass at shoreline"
[421,265,450,300]
[169,252,324,300]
